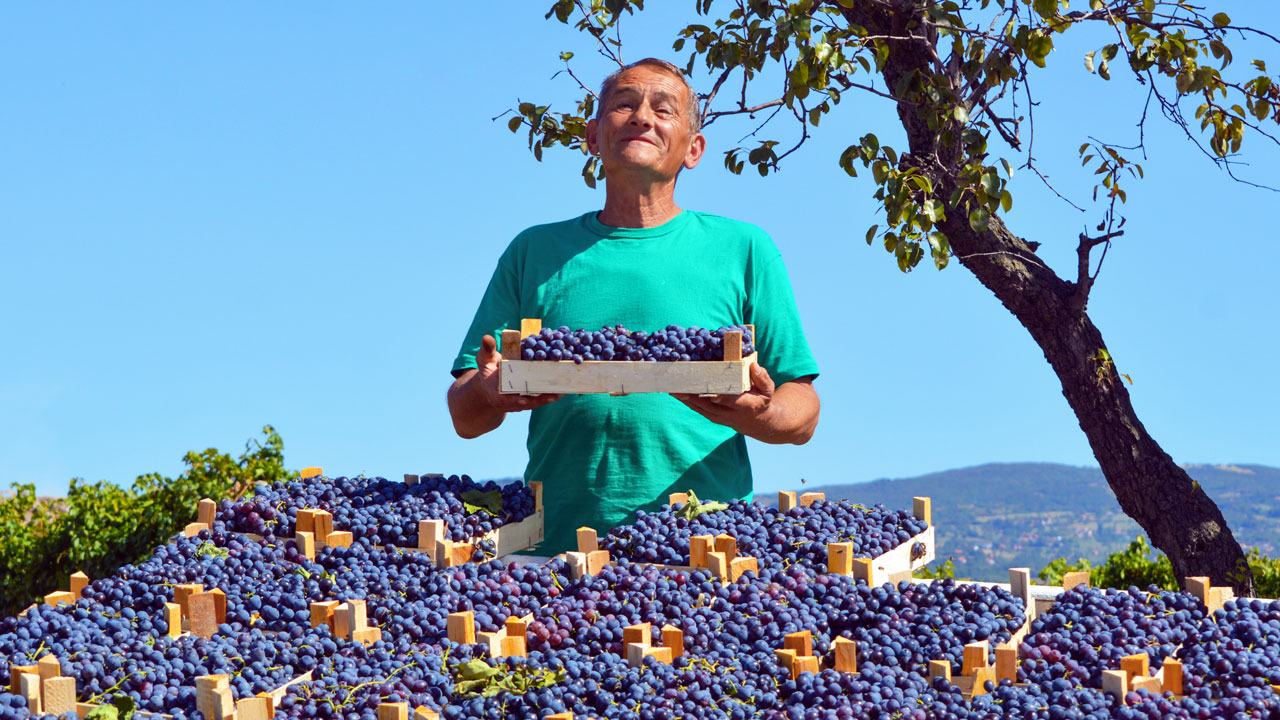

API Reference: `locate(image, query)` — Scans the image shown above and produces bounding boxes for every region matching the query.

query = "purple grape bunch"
[518,324,755,364]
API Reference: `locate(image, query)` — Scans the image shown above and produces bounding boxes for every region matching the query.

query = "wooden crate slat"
[499,356,755,395]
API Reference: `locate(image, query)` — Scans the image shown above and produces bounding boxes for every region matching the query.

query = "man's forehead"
[611,67,687,95]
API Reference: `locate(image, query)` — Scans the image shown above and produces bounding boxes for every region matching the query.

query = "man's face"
[587,66,706,182]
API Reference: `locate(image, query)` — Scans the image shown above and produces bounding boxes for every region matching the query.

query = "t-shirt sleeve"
[745,235,820,387]
[451,238,523,376]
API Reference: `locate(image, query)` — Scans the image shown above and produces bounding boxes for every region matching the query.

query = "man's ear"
[684,132,707,170]
[585,118,600,156]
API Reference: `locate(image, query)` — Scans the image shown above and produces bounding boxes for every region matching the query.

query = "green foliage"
[0,426,294,617]
[513,0,1278,273]
[673,489,729,520]
[452,658,566,698]
[914,557,958,581]
[461,489,504,517]
[1039,535,1280,598]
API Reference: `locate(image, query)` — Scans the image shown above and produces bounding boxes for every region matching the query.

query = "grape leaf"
[673,489,729,521]
[461,489,504,517]
[195,541,229,559]
[86,695,136,720]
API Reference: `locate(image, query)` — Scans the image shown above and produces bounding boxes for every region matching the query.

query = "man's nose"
[628,102,655,127]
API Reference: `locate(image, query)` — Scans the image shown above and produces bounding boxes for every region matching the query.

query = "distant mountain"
[765,462,1280,583]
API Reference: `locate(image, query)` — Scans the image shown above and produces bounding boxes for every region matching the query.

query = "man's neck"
[597,182,682,228]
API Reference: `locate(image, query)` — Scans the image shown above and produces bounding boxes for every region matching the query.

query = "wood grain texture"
[499,355,755,395]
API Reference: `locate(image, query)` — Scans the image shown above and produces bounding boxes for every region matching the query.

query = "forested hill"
[774,463,1280,583]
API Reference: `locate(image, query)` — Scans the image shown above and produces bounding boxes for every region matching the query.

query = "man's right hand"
[447,334,562,438]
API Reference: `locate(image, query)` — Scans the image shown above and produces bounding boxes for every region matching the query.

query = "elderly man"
[448,58,820,554]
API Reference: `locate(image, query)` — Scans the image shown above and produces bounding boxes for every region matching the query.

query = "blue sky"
[2,2,1276,500]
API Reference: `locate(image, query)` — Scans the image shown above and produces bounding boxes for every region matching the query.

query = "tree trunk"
[846,1,1255,595]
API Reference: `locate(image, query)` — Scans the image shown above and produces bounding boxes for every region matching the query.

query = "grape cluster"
[1018,585,1199,690]
[220,474,537,545]
[1177,598,1280,694]
[602,498,927,570]
[3,476,1280,720]
[517,324,756,363]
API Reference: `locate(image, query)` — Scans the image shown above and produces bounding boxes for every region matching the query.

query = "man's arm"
[447,334,561,439]
[673,363,819,444]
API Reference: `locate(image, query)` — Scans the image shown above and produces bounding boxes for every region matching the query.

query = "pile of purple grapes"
[517,324,756,363]
[2,476,1280,720]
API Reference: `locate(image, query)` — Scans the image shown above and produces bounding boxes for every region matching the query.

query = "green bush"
[1039,535,1280,598]
[0,426,294,617]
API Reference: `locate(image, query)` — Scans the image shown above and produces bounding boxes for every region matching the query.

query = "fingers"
[478,334,501,364]
[749,362,775,395]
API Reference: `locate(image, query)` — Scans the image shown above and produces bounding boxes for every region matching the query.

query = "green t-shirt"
[452,210,819,554]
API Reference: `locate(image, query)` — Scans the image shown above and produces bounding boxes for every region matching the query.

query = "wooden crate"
[498,319,756,396]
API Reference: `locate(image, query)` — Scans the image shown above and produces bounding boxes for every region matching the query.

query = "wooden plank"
[792,656,819,678]
[500,635,527,658]
[210,588,227,624]
[529,481,543,512]
[798,492,825,507]
[198,498,218,525]
[447,611,475,645]
[415,706,440,720]
[183,522,210,538]
[19,672,40,714]
[237,697,275,720]
[969,666,996,697]
[325,531,354,549]
[333,602,353,639]
[295,531,316,560]
[661,625,684,659]
[668,492,690,506]
[174,583,204,617]
[418,519,445,553]
[520,319,542,339]
[1162,659,1183,695]
[296,509,318,535]
[783,630,812,657]
[626,642,649,668]
[644,647,674,664]
[483,510,545,558]
[912,497,932,526]
[499,355,755,396]
[708,551,730,584]
[833,637,858,673]
[1062,571,1091,592]
[576,527,598,553]
[312,511,335,542]
[995,646,1018,683]
[352,627,383,646]
[477,629,506,658]
[962,641,990,676]
[729,556,757,582]
[378,703,409,720]
[1121,654,1149,680]
[852,558,878,588]
[189,592,219,639]
[310,600,339,629]
[869,525,936,581]
[1132,676,1161,693]
[828,542,853,576]
[44,590,76,606]
[300,467,323,479]
[164,602,182,637]
[38,654,61,680]
[267,671,313,705]
[347,599,368,631]
[778,491,797,513]
[501,329,522,357]
[723,330,743,362]
[10,664,37,694]
[69,571,90,597]
[404,474,419,485]
[1009,568,1033,616]
[928,660,952,682]
[714,534,738,562]
[623,623,651,647]
[689,535,714,568]
[1101,669,1129,703]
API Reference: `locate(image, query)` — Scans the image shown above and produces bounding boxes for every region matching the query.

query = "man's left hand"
[673,361,775,432]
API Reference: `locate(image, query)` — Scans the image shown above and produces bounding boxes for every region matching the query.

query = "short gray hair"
[597,58,702,134]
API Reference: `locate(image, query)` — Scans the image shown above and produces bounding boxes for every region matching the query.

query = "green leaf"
[85,705,120,720]
[921,199,944,222]
[195,541,229,559]
[86,695,136,720]
[1000,158,1014,178]
[1212,12,1231,27]
[673,489,729,521]
[507,116,523,133]
[968,207,991,232]
[457,660,502,681]
[1098,59,1110,81]
[1000,190,1013,213]
[1084,51,1096,73]
[927,231,951,270]
[461,490,503,517]
[865,225,879,245]
[954,105,970,124]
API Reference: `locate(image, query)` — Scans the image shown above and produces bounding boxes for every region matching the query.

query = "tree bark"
[845,1,1255,595]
